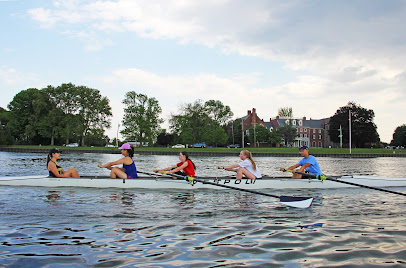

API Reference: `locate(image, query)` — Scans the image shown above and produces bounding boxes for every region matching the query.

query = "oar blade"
[279,196,314,208]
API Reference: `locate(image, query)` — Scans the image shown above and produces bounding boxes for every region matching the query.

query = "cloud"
[25,1,406,142]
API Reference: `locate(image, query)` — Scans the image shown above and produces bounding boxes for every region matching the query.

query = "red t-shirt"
[177,160,195,176]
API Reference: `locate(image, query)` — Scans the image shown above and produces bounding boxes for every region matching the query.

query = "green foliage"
[156,132,174,147]
[278,124,298,146]
[6,83,112,146]
[205,100,233,126]
[328,102,380,148]
[391,124,406,146]
[269,130,282,146]
[248,125,270,147]
[202,121,228,147]
[7,88,52,144]
[121,91,163,145]
[76,86,112,146]
[278,107,293,118]
[169,99,229,146]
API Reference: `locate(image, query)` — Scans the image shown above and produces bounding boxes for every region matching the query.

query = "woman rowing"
[153,151,196,178]
[218,150,261,180]
[47,148,80,178]
[98,143,138,179]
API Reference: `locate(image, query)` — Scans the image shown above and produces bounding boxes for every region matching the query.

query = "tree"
[169,99,229,146]
[269,130,282,147]
[391,124,406,147]
[205,100,233,126]
[157,132,174,147]
[169,100,210,144]
[328,102,379,148]
[77,86,112,146]
[45,83,81,145]
[7,88,53,144]
[202,121,228,147]
[121,92,163,145]
[278,107,293,118]
[0,107,13,145]
[248,125,270,147]
[278,124,298,146]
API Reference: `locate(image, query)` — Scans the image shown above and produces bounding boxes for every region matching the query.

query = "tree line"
[1,83,400,148]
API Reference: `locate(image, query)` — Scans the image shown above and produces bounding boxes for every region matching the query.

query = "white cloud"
[24,1,406,142]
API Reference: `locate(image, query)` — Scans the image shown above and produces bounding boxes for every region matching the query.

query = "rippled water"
[0,152,406,267]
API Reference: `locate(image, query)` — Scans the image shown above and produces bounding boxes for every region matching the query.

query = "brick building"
[265,116,331,148]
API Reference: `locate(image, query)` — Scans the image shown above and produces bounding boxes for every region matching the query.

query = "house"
[240,108,266,133]
[267,116,331,148]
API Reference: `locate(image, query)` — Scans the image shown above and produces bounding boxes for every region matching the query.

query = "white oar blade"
[279,196,313,208]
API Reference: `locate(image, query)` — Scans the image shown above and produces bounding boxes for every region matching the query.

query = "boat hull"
[1,175,406,190]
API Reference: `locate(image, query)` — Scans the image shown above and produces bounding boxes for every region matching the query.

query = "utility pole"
[116,123,120,147]
[349,111,352,154]
[339,125,343,148]
[242,118,244,148]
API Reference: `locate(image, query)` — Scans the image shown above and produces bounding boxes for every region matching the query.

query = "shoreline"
[0,147,404,158]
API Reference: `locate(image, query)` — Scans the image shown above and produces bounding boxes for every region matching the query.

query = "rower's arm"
[221,164,240,172]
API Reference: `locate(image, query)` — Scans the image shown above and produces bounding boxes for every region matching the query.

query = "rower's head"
[47,148,62,166]
[119,143,134,157]
[180,151,196,169]
[240,150,257,170]
[179,151,188,161]
[299,146,309,157]
[49,148,62,158]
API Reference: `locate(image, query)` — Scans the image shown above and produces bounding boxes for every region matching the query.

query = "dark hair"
[124,147,134,157]
[47,148,61,168]
[181,151,196,170]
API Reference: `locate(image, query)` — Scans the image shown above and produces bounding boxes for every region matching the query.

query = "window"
[319,129,321,133]
[285,120,289,125]
[292,119,296,125]
[313,135,316,139]
[319,135,322,139]
[319,141,322,147]
[299,120,303,126]
[312,141,316,147]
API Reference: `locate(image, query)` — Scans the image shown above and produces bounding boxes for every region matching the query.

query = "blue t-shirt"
[298,155,322,175]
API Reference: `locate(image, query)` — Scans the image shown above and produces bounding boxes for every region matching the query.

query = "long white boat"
[1,174,406,190]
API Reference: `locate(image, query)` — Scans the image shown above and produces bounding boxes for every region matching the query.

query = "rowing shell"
[0,175,406,189]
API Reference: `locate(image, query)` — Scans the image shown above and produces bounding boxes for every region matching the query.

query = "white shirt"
[239,159,262,178]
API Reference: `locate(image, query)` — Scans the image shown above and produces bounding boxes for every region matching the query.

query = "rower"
[153,151,196,179]
[98,143,138,179]
[47,148,80,178]
[281,146,322,179]
[218,150,262,180]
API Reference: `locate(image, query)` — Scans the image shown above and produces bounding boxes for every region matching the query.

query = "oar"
[138,170,168,178]
[156,171,314,208]
[284,169,406,197]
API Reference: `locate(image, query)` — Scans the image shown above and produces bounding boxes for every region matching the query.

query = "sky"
[1,0,405,143]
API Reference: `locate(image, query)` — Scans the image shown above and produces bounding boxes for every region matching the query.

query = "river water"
[0,151,405,267]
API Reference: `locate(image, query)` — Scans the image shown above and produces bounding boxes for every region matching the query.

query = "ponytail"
[242,150,256,170]
[181,151,196,170]
[126,147,134,157]
[46,154,51,168]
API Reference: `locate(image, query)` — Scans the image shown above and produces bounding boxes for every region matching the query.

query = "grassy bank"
[4,145,405,155]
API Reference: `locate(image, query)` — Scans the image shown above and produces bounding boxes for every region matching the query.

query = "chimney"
[252,108,256,114]
[270,118,272,121]
[303,116,306,121]
[276,115,279,120]
[247,110,251,115]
